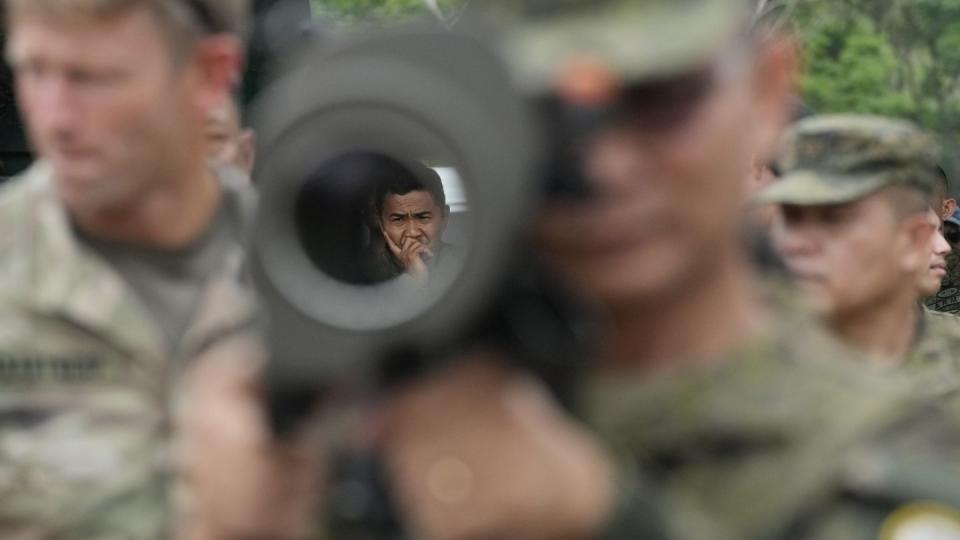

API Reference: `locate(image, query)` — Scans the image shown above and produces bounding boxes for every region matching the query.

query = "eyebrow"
[390,211,433,217]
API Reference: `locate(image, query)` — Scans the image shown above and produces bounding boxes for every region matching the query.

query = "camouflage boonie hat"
[488,0,755,92]
[756,115,943,206]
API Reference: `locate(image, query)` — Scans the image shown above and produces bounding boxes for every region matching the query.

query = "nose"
[933,229,952,257]
[771,215,820,259]
[583,129,654,196]
[404,219,422,239]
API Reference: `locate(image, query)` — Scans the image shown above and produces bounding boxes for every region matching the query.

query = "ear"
[238,128,256,175]
[900,214,937,273]
[191,35,245,118]
[943,198,957,221]
[749,34,800,165]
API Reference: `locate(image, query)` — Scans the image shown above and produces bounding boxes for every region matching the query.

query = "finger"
[401,235,420,252]
[383,232,403,257]
[398,243,423,269]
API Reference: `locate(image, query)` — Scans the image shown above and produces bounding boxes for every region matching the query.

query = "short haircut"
[930,165,950,210]
[879,184,935,221]
[5,0,250,58]
[373,157,447,219]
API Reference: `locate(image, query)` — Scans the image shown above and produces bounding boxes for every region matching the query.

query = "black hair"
[373,157,447,219]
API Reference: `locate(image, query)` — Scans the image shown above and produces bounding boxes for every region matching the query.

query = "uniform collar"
[6,162,258,360]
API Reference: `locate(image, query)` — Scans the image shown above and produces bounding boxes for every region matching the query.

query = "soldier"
[184,1,960,540]
[761,115,960,395]
[0,0,254,537]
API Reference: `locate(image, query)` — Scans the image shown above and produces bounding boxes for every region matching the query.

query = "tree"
[790,0,960,183]
[310,0,463,25]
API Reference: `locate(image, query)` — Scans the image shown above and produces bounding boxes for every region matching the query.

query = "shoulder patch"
[0,353,106,384]
[880,502,960,540]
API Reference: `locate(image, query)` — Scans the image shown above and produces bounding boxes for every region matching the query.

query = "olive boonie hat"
[756,115,943,206]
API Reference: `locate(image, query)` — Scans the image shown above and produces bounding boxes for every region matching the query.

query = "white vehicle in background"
[435,166,469,246]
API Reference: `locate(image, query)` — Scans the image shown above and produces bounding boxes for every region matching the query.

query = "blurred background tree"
[310,0,464,25]
[788,0,960,186]
[291,0,960,186]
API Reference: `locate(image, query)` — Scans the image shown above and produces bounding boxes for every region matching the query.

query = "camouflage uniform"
[0,162,258,538]
[756,116,960,389]
[903,306,960,398]
[585,292,956,540]
[311,2,960,539]
[585,117,960,539]
[494,1,960,537]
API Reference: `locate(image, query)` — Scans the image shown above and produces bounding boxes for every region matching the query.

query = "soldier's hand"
[386,234,432,281]
[177,336,326,540]
[378,355,616,540]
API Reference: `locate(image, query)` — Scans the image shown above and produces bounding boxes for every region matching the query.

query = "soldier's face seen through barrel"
[379,190,449,271]
[7,6,208,214]
[534,37,796,306]
[291,152,468,288]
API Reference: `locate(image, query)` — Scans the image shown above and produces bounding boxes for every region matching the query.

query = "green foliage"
[306,0,960,185]
[310,0,462,26]
[792,0,960,186]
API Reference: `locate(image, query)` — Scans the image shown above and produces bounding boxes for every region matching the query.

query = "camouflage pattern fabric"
[587,287,960,540]
[902,306,960,399]
[756,115,942,207]
[0,163,258,538]
[924,250,960,314]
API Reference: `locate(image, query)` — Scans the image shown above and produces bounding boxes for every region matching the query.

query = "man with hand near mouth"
[764,114,960,394]
[374,162,453,283]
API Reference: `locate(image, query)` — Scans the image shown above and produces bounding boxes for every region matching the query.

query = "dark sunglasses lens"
[620,68,714,130]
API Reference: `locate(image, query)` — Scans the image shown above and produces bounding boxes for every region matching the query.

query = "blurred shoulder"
[0,162,56,229]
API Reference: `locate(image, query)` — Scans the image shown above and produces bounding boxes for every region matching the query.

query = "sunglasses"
[617,68,719,131]
[615,46,752,132]
[946,229,960,245]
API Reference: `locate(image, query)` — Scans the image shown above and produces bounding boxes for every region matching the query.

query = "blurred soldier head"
[5,0,248,215]
[519,0,797,307]
[205,94,255,175]
[761,115,941,318]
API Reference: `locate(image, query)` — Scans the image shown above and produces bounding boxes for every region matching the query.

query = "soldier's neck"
[602,251,769,376]
[69,163,222,251]
[828,291,920,366]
